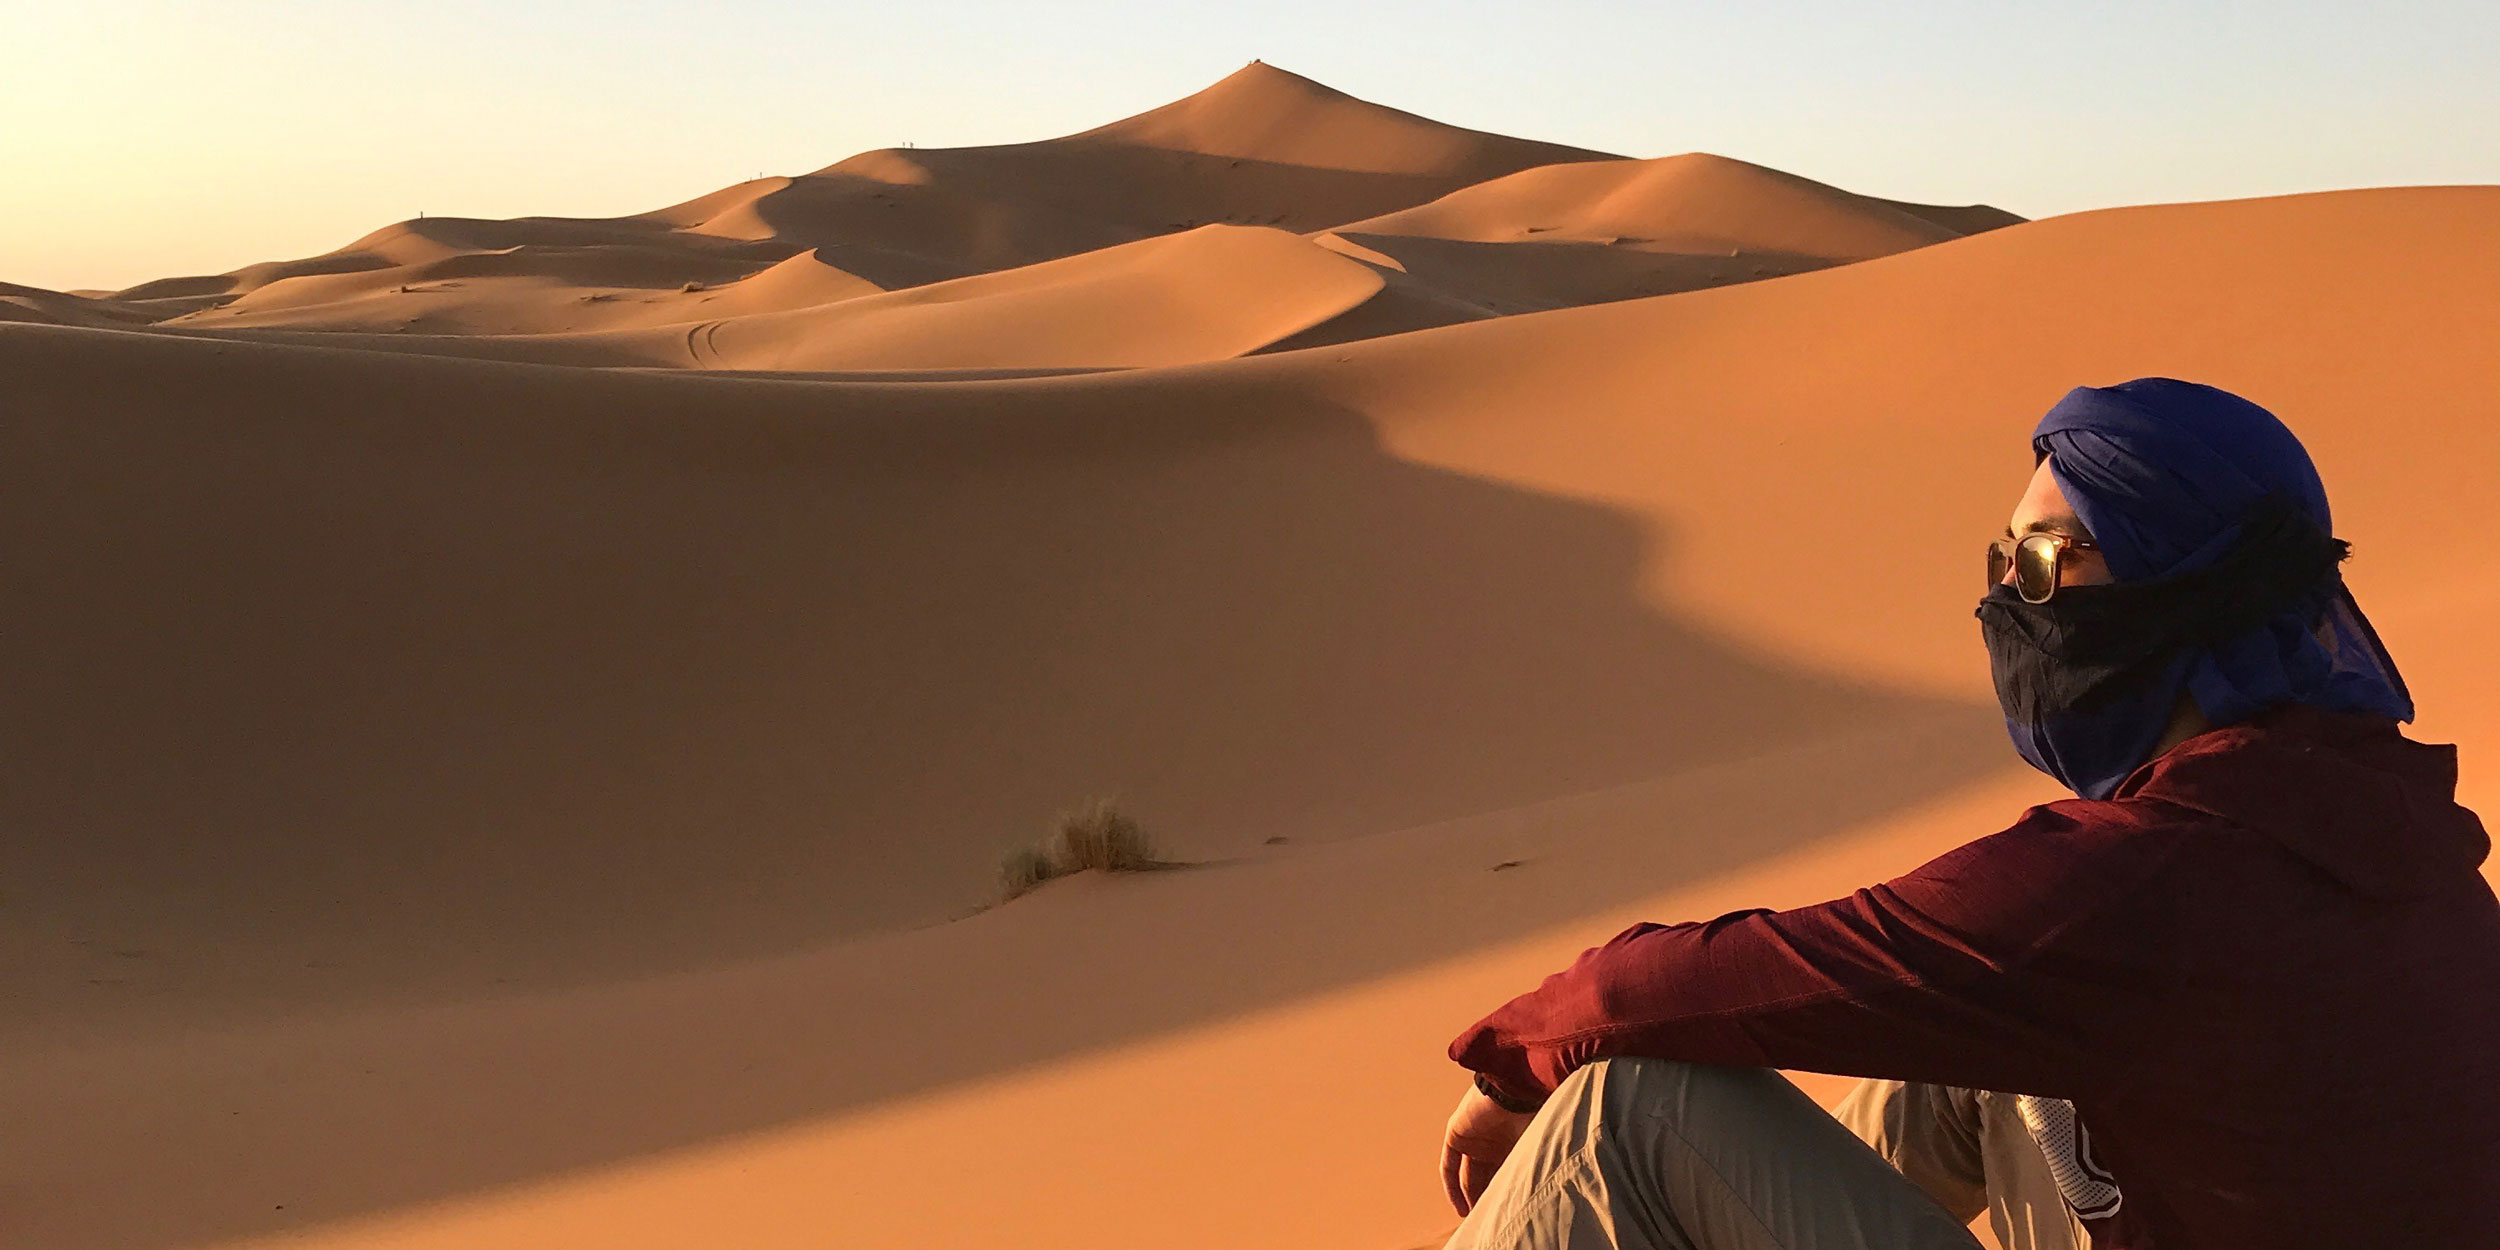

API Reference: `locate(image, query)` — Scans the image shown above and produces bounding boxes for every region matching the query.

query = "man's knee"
[1548,1057,1708,1113]
[1546,1057,1645,1107]
[1545,1058,1805,1146]
[1535,1058,1701,1160]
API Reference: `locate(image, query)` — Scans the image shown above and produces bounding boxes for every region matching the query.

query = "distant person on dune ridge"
[1435,378,2498,1250]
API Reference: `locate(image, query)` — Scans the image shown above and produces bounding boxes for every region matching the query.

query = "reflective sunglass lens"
[2015,534,2061,603]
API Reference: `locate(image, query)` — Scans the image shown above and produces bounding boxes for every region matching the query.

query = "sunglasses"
[1987,531,2099,604]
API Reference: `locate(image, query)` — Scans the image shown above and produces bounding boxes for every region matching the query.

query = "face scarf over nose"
[1975,379,2414,800]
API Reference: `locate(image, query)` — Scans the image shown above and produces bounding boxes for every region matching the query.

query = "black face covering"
[1976,495,2350,797]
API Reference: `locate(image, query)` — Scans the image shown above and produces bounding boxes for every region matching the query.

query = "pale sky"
[5,0,2495,292]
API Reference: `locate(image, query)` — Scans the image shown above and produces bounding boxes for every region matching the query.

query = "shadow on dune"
[0,325,2012,1249]
[735,146,1564,277]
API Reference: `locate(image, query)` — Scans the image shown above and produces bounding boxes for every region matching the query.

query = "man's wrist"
[1473,1070,1545,1115]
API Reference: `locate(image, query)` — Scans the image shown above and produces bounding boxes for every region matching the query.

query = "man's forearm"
[1447,884,2105,1100]
[1449,915,1778,1097]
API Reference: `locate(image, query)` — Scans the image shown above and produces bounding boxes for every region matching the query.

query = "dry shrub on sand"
[999,800,1161,899]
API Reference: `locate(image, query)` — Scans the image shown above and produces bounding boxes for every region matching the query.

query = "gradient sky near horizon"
[5,0,2495,291]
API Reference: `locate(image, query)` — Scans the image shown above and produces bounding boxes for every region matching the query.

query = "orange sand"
[1,61,2492,1250]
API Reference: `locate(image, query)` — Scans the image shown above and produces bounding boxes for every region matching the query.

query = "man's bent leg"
[1446,1060,1984,1250]
[1832,1081,1987,1225]
[1833,1081,2084,1250]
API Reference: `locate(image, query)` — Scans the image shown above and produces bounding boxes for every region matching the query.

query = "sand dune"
[148,161,2022,372]
[667,62,1618,267]
[1311,152,2021,313]
[103,69,2022,372]
[0,280,163,328]
[3,174,2495,1250]
[660,223,1405,370]
[161,225,1426,370]
[707,248,888,314]
[1334,152,2011,257]
[127,63,1613,340]
[178,245,882,338]
[155,219,799,336]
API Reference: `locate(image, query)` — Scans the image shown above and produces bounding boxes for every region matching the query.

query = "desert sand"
[2,62,2493,1250]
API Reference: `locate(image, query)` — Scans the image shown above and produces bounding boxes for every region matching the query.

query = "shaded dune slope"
[0,280,163,328]
[3,325,1943,1044]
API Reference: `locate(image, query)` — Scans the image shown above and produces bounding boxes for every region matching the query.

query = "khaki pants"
[1833,1080,2086,1250]
[1446,1060,2085,1250]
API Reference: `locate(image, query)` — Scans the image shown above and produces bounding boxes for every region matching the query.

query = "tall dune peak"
[91,61,1623,310]
[1166,59,1364,111]
[1076,60,1619,176]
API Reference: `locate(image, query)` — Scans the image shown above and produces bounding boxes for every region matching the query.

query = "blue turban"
[2032,378,2413,759]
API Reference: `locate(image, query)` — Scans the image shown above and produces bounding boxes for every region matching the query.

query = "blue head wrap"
[2010,378,2413,795]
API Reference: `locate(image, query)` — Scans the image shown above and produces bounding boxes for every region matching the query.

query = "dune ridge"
[1,280,164,328]
[1307,151,2022,312]
[102,65,2021,369]
[131,63,1615,341]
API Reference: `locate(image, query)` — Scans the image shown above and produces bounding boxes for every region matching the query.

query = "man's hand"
[1439,1081,1538,1216]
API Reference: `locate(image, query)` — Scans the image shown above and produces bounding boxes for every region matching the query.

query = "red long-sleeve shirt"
[1452,705,2499,1249]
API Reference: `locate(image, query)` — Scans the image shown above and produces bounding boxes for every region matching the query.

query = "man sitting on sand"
[1436,379,2499,1250]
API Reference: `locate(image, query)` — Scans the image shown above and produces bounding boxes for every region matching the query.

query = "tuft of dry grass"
[998,800,1162,899]
[998,845,1055,899]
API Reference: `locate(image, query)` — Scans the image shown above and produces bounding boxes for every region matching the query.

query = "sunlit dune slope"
[160,225,1440,370]
[183,246,886,338]
[657,224,1404,369]
[1313,152,2023,312]
[2,187,2493,1250]
[1336,152,2014,255]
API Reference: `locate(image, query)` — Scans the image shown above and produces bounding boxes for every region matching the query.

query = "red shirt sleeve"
[1450,800,2194,1104]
